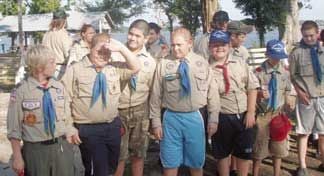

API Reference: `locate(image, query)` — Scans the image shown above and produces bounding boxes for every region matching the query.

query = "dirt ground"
[0,92,323,176]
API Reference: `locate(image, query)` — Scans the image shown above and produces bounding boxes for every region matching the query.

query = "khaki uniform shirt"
[193,33,210,60]
[150,51,220,128]
[7,77,74,142]
[230,45,250,62]
[254,61,291,113]
[210,55,260,114]
[119,47,156,109]
[61,56,132,124]
[42,29,73,64]
[68,40,90,65]
[147,39,164,61]
[289,43,324,98]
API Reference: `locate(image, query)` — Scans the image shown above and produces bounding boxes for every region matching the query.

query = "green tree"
[28,0,60,14]
[154,0,202,36]
[234,0,288,47]
[85,0,146,26]
[0,0,26,16]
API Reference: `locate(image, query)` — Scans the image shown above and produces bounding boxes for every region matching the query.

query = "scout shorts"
[119,103,150,160]
[296,97,324,134]
[212,112,256,160]
[253,113,289,159]
[160,109,205,169]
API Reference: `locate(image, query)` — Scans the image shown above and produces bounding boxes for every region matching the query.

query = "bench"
[247,48,267,69]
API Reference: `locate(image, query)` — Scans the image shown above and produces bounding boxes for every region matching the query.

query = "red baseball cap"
[269,114,292,141]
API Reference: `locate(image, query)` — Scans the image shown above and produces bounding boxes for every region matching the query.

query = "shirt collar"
[27,76,60,91]
[263,60,283,74]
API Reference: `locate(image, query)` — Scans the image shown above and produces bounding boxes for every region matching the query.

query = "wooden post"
[201,0,219,33]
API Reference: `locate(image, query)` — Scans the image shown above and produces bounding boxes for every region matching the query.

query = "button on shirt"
[210,55,260,114]
[7,77,74,142]
[150,51,220,128]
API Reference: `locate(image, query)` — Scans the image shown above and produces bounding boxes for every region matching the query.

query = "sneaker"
[318,164,324,172]
[296,167,309,176]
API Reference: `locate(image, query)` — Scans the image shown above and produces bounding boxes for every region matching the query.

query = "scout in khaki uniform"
[227,21,253,62]
[114,19,156,176]
[150,27,220,176]
[208,30,259,176]
[146,22,169,60]
[42,9,72,80]
[194,10,229,60]
[61,33,141,176]
[252,40,293,176]
[68,24,96,65]
[289,21,324,176]
[7,45,76,176]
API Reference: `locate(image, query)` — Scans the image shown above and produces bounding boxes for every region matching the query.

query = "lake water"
[0,29,279,53]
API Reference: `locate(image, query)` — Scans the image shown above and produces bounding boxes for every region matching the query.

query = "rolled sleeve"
[7,89,23,140]
[149,62,163,128]
[246,65,260,90]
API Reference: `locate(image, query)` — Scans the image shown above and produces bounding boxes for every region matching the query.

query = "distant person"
[252,40,293,176]
[68,24,96,65]
[7,45,75,176]
[42,8,72,80]
[146,22,169,61]
[289,20,324,176]
[227,20,253,62]
[194,10,230,60]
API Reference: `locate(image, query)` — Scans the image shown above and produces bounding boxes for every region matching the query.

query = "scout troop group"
[6,8,324,176]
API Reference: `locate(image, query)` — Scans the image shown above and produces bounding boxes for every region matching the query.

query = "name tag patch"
[22,100,41,110]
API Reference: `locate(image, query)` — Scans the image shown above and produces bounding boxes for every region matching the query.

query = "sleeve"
[149,61,163,128]
[61,66,75,100]
[207,68,220,123]
[63,88,77,136]
[289,50,307,92]
[148,59,157,89]
[62,32,73,61]
[67,44,78,66]
[246,63,260,90]
[7,88,23,140]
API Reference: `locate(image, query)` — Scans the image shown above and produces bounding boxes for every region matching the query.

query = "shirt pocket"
[78,77,94,97]
[107,76,121,95]
[299,60,313,76]
[54,96,66,122]
[165,78,181,93]
[22,100,43,125]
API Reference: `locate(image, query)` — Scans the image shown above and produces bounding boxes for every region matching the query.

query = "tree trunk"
[18,0,24,51]
[258,28,266,47]
[281,0,300,52]
[201,0,219,33]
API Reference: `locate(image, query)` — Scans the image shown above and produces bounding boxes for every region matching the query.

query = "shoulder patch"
[9,89,17,103]
[166,62,175,70]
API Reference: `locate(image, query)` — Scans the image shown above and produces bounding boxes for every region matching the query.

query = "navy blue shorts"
[211,112,256,160]
[75,117,122,176]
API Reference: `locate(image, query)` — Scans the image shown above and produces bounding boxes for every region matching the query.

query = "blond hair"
[91,33,111,49]
[26,45,55,74]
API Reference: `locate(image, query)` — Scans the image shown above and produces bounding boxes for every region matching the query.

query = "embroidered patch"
[9,89,17,103]
[165,73,178,81]
[57,96,64,100]
[196,61,203,67]
[166,62,175,70]
[56,88,62,94]
[22,100,41,110]
[24,113,37,126]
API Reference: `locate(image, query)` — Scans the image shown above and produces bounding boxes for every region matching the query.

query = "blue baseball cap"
[209,30,230,44]
[266,40,288,60]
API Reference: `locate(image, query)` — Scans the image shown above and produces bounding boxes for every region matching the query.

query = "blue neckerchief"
[91,71,107,108]
[261,62,278,110]
[178,59,191,97]
[39,87,56,139]
[130,75,137,91]
[301,40,322,84]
